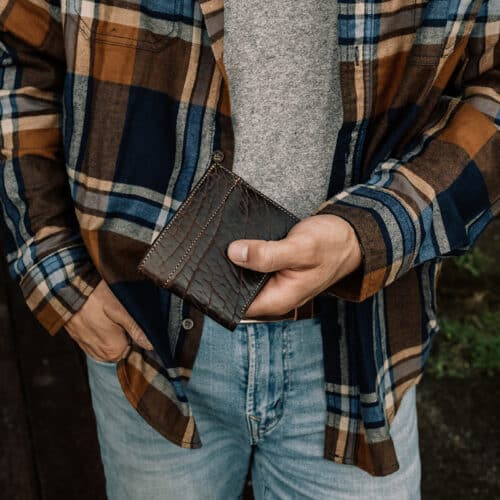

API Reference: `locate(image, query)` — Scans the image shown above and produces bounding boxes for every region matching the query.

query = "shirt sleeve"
[0,0,101,334]
[313,1,500,302]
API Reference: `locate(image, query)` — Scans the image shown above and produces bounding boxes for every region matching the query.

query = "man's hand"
[227,214,362,318]
[64,279,154,362]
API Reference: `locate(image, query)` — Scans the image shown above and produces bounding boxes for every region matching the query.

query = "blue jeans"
[86,315,421,499]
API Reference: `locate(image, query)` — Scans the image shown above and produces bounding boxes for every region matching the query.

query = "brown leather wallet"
[137,155,301,331]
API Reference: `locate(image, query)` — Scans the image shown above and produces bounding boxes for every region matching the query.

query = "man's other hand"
[227,214,362,318]
[65,279,154,362]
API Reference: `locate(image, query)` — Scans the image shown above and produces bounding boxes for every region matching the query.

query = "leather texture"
[137,163,300,331]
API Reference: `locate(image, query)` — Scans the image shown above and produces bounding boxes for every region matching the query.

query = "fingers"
[244,272,312,318]
[227,237,314,273]
[103,300,154,350]
[98,281,154,350]
[66,307,130,361]
[65,279,153,362]
[75,335,129,363]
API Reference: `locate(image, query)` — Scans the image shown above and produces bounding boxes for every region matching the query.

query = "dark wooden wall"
[0,254,106,500]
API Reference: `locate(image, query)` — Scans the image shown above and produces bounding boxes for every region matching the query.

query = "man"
[0,0,498,498]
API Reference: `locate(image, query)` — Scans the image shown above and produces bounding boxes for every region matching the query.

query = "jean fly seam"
[245,324,259,445]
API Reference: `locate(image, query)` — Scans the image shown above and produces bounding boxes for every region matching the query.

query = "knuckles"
[99,340,127,362]
[253,243,276,272]
[99,347,124,362]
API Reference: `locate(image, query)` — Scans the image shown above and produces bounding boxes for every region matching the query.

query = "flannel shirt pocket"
[67,0,182,52]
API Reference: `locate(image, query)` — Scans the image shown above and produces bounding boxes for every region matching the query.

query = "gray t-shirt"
[224,0,343,220]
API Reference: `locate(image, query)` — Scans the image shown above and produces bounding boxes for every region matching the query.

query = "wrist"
[343,219,363,273]
[312,213,363,279]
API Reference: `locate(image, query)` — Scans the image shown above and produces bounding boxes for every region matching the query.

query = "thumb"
[227,238,300,272]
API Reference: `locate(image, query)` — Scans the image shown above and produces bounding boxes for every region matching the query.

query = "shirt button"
[211,149,224,163]
[182,318,194,330]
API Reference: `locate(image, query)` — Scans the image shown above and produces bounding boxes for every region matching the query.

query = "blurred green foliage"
[429,312,500,378]
[429,226,500,379]
[453,248,494,278]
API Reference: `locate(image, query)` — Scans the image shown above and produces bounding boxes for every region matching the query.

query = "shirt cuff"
[17,244,102,334]
[313,185,412,302]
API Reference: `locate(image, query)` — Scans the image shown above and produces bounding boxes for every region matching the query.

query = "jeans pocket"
[85,352,119,369]
[389,385,417,440]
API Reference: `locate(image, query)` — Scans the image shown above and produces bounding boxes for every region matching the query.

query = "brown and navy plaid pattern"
[0,0,498,476]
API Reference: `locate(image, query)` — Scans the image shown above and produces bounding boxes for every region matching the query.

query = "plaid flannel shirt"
[0,0,498,477]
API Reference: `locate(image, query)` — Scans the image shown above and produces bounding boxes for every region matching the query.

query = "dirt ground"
[418,375,500,498]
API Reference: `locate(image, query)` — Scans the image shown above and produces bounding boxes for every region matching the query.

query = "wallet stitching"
[164,176,241,286]
[138,163,218,273]
[219,169,299,321]
[138,163,300,276]
[138,163,301,325]
[221,166,300,224]
[238,272,270,319]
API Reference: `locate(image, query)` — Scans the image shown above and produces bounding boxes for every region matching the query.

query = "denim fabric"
[86,315,421,499]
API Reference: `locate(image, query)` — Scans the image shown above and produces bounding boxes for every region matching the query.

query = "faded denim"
[87,314,421,499]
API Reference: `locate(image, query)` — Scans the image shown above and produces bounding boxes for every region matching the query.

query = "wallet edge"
[135,163,302,331]
[136,162,220,279]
